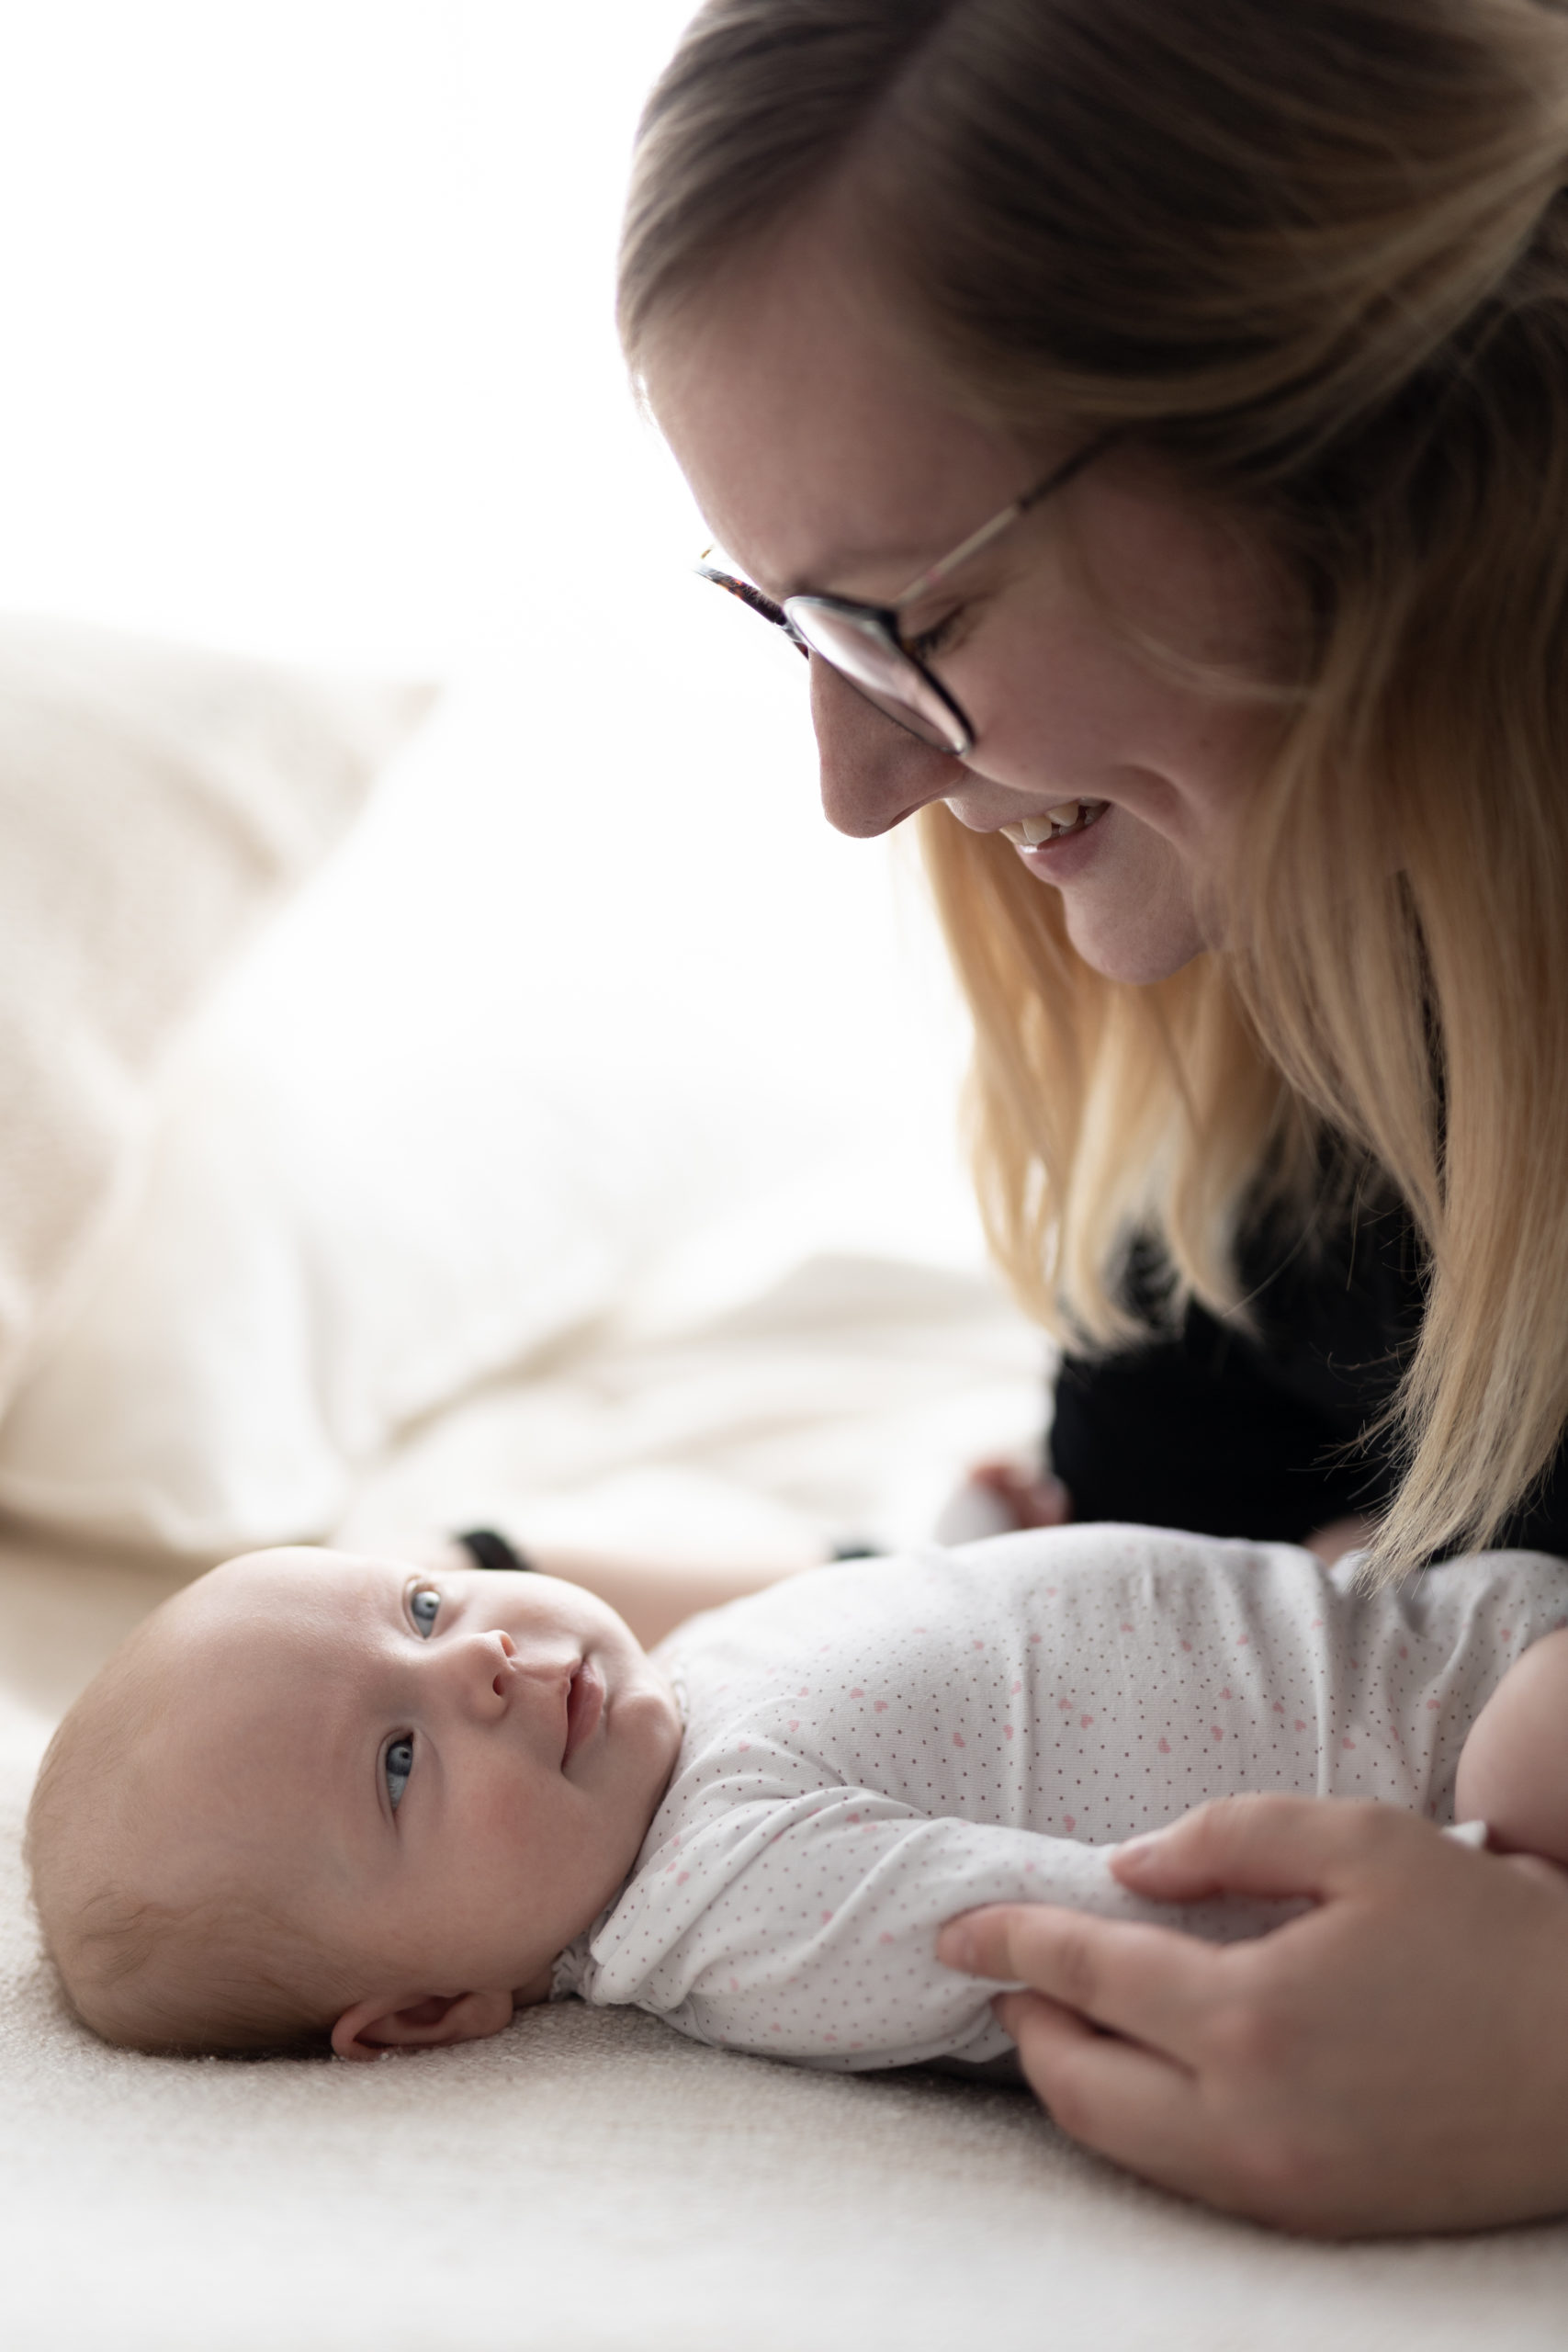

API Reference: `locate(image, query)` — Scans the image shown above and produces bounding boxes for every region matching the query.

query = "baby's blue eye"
[385,1736,414,1811]
[410,1587,440,1637]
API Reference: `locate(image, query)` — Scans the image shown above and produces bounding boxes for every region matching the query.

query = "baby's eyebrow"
[306,1630,399,1843]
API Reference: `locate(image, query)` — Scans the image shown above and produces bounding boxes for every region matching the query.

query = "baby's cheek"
[477,1774,543,1850]
[482,1776,583,1883]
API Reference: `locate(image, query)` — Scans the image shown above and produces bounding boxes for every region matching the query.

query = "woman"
[615,0,1568,2233]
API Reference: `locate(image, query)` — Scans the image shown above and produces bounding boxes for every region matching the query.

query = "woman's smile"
[998,799,1109,849]
[998,797,1113,878]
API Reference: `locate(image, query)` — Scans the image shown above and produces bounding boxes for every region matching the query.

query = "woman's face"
[647,217,1295,985]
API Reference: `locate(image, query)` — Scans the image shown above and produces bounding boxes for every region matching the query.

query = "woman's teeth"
[1002,801,1107,847]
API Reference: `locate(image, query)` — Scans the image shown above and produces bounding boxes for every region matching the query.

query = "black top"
[1048,1204,1568,1559]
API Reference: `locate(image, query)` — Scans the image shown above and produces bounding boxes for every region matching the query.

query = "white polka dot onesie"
[553,1525,1568,2074]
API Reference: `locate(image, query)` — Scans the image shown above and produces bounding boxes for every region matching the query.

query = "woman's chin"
[1032,808,1211,984]
[1058,894,1209,986]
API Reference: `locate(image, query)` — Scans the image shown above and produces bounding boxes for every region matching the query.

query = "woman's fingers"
[937,1902,1227,2061]
[994,1991,1235,2202]
[953,1804,1568,2233]
[1111,1791,1406,1905]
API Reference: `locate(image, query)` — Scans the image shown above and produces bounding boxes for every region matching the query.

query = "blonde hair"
[621,0,1568,1577]
[26,1626,351,2054]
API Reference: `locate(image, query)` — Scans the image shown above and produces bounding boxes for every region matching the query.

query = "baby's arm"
[521,1548,818,1649]
[423,1532,817,1648]
[581,1793,1299,2073]
[1454,1627,1568,1867]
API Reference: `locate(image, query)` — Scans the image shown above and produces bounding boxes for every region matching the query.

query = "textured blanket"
[3,1533,1567,2350]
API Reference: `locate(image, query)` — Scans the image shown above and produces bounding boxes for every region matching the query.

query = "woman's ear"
[331,1986,514,2062]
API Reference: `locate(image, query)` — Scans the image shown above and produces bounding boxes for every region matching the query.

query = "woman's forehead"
[646,218,1042,597]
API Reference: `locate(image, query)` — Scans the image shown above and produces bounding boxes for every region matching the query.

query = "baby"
[25,1526,1568,2069]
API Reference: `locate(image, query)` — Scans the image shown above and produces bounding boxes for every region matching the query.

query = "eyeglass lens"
[784,597,970,753]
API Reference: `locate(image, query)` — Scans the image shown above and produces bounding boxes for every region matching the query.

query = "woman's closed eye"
[903,605,964,662]
[385,1735,414,1811]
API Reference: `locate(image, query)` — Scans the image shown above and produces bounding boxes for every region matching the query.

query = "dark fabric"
[455,1527,537,1576]
[1048,1204,1568,1559]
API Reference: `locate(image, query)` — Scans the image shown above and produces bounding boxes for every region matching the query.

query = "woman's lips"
[562,1658,604,1768]
[1004,797,1111,876]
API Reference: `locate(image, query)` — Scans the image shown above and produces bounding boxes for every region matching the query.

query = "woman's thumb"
[1111,1792,1415,1904]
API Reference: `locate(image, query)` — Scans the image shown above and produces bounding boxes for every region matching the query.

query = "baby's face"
[132,1546,682,2016]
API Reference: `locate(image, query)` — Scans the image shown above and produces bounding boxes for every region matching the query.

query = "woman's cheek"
[1052,815,1209,985]
[968,612,1144,794]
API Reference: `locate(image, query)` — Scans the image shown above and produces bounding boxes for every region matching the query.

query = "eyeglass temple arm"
[886,436,1109,612]
[697,560,806,638]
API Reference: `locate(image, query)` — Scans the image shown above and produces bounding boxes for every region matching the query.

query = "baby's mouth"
[1001,799,1108,846]
[561,1659,604,1768]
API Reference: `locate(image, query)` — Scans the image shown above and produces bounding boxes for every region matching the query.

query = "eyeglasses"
[697,436,1105,757]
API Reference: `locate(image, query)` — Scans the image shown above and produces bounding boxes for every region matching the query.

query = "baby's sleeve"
[579,1788,1291,2073]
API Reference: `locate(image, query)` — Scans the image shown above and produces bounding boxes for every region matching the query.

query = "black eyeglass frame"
[696,435,1110,757]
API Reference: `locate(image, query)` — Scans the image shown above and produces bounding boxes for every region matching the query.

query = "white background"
[0,0,994,1250]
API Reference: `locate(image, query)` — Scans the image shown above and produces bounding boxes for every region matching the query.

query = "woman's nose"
[810,658,963,838]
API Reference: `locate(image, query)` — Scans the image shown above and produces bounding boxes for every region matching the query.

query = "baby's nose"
[439,1627,518,1713]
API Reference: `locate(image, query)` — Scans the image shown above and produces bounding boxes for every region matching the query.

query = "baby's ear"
[331,1987,514,2062]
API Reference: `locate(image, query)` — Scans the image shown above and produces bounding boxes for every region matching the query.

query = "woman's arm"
[937,1794,1568,2236]
[1454,1626,1568,1866]
[957,1462,1372,1565]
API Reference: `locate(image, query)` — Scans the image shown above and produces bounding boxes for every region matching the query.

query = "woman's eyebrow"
[785,534,1016,606]
[776,535,955,600]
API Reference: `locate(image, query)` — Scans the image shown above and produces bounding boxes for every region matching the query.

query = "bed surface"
[5,1526,1567,2351]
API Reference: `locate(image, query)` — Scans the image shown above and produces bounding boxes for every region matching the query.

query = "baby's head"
[26,1547,682,2058]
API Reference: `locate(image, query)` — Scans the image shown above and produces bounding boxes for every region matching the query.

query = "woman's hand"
[934,1462,1072,1546]
[961,1460,1074,1530]
[936,1795,1568,2237]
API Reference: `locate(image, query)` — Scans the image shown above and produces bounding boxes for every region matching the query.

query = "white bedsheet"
[335,1249,1049,1570]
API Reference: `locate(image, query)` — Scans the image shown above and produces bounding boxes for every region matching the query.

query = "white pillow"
[0,616,430,1419]
[0,681,831,1556]
[0,677,997,1566]
[0,1008,780,1556]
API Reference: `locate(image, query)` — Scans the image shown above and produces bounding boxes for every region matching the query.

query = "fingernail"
[1113,1832,1161,1871]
